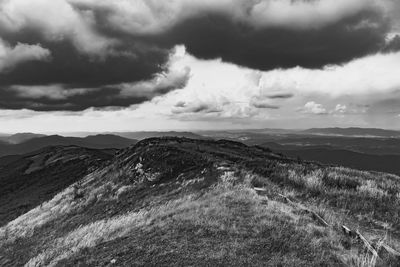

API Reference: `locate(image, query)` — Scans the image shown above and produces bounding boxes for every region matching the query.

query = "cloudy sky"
[0,0,400,132]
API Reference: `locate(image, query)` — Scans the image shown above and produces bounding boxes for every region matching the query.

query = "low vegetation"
[0,137,399,266]
[25,174,343,266]
[0,146,112,226]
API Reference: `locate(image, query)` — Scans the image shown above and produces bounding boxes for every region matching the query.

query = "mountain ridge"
[0,133,47,144]
[302,127,400,137]
[0,134,138,157]
[1,137,400,266]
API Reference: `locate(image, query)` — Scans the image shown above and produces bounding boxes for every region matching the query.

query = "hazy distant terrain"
[301,127,400,138]
[112,131,206,140]
[196,128,400,175]
[0,132,205,158]
[0,134,137,157]
[1,128,400,176]
[0,133,46,144]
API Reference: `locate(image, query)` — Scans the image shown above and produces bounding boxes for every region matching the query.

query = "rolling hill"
[0,134,137,157]
[1,137,399,266]
[0,146,113,227]
[113,131,206,140]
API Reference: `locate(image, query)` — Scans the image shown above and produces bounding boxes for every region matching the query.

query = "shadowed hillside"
[1,138,399,266]
[0,146,113,226]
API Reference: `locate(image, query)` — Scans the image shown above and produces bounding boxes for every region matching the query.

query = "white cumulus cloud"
[335,104,347,113]
[0,39,51,72]
[302,102,328,115]
[0,0,115,55]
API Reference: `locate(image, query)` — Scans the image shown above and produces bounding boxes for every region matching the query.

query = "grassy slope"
[1,138,400,266]
[0,146,112,226]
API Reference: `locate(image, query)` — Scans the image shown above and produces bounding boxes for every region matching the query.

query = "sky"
[0,0,400,132]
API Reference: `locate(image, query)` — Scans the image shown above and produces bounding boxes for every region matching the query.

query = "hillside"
[0,155,22,167]
[0,134,137,157]
[1,138,400,266]
[0,146,113,226]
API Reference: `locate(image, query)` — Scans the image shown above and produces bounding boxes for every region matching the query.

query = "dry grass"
[0,185,78,243]
[26,210,150,266]
[263,163,400,226]
[249,167,400,267]
[3,140,400,266]
[1,169,118,242]
[23,172,344,266]
[345,237,385,267]
[0,165,150,245]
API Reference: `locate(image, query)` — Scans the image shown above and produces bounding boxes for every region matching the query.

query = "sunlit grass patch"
[0,169,123,245]
[25,172,343,266]
[357,180,388,199]
[26,210,149,266]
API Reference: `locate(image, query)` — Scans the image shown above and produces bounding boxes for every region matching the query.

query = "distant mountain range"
[301,127,400,137]
[0,131,208,158]
[0,134,137,157]
[1,128,400,175]
[0,133,46,144]
[110,131,206,140]
[198,128,400,175]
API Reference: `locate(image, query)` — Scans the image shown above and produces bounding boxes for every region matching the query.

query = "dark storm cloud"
[172,102,222,114]
[159,10,390,70]
[266,93,294,99]
[0,33,176,110]
[0,86,134,111]
[70,0,400,70]
[0,63,190,111]
[0,0,398,111]
[252,103,280,109]
[250,98,280,109]
[72,0,394,70]
[0,38,168,88]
